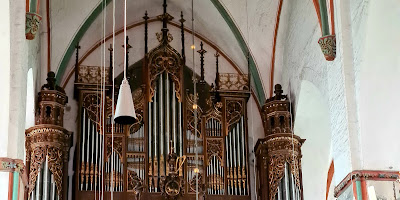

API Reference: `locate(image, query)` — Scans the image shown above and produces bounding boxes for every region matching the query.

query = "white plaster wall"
[275,0,361,185]
[0,0,11,198]
[50,0,99,73]
[247,96,264,200]
[220,0,280,96]
[294,80,331,200]
[359,0,400,171]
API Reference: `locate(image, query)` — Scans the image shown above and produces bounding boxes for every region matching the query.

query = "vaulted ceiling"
[49,0,282,104]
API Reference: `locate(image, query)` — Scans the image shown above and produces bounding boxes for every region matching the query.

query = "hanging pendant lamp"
[114,78,137,124]
[114,0,136,125]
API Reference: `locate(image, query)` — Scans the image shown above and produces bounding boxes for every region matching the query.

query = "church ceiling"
[50,0,280,104]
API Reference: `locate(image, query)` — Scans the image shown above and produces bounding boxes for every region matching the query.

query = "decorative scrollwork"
[106,137,123,161]
[130,86,145,133]
[186,94,202,137]
[27,145,67,200]
[264,135,304,200]
[188,173,205,193]
[268,154,301,200]
[47,147,64,198]
[28,146,46,196]
[128,170,144,200]
[147,41,183,102]
[206,139,224,164]
[226,100,243,131]
[83,93,113,124]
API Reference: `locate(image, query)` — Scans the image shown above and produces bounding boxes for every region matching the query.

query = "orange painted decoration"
[329,0,335,34]
[326,161,334,200]
[312,0,323,32]
[269,0,283,98]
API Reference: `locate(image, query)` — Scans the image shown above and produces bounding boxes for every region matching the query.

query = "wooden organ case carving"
[254,84,305,200]
[73,1,251,200]
[25,72,72,200]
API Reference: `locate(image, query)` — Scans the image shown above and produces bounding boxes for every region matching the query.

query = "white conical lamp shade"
[114,78,137,124]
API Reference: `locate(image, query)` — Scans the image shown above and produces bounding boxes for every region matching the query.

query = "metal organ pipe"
[236,122,242,195]
[148,101,153,192]
[153,87,158,191]
[81,109,86,190]
[241,116,247,195]
[85,116,91,190]
[36,167,42,200]
[166,73,170,164]
[172,83,176,153]
[159,74,164,177]
[179,101,183,156]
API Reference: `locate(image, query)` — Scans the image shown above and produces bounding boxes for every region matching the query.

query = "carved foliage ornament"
[218,73,249,91]
[25,12,42,40]
[268,154,301,200]
[318,35,336,61]
[188,173,205,193]
[130,86,145,133]
[106,137,123,161]
[186,94,202,137]
[226,100,243,132]
[77,65,111,84]
[148,44,183,102]
[26,126,71,200]
[128,170,144,200]
[83,93,113,128]
[206,139,224,164]
[28,146,64,200]
[265,136,303,200]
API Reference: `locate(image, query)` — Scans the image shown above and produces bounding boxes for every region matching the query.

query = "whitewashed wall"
[359,0,400,171]
[274,0,365,196]
[294,80,332,200]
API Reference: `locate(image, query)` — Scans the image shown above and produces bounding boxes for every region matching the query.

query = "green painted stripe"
[30,0,37,13]
[318,0,330,36]
[56,0,111,83]
[355,180,362,200]
[12,172,19,200]
[210,0,265,103]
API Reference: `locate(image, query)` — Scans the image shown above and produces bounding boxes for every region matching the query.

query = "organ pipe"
[160,74,164,177]
[172,83,176,153]
[166,73,170,163]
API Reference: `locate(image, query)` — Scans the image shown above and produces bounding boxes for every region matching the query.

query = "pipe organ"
[12,1,259,200]
[254,84,305,200]
[70,1,252,199]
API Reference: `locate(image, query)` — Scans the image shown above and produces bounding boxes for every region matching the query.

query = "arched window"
[25,68,34,129]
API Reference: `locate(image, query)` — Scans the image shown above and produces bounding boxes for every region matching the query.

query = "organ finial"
[215,51,220,90]
[143,11,149,54]
[122,36,132,79]
[180,11,186,63]
[197,41,207,82]
[74,42,81,83]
